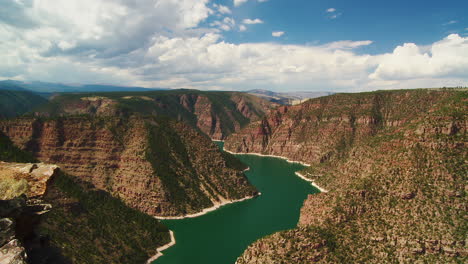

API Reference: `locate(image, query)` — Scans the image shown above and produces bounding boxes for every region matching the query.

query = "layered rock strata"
[0,116,257,217]
[36,91,275,140]
[232,89,467,263]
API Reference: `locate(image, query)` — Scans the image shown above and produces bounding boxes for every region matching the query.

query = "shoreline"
[146,230,176,263]
[223,149,311,167]
[224,148,329,193]
[295,172,328,193]
[154,194,259,220]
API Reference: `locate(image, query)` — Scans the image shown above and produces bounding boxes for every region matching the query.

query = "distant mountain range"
[246,89,334,105]
[0,80,333,106]
[0,80,166,93]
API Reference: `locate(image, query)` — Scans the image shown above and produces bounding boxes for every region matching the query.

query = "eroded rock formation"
[0,116,257,217]
[232,89,467,263]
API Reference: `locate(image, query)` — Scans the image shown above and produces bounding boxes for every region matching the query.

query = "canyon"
[0,90,273,218]
[227,89,467,263]
[0,115,257,217]
[1,88,466,263]
[37,90,274,140]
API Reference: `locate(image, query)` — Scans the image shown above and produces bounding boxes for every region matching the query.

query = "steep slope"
[0,162,170,264]
[228,89,467,263]
[0,90,48,119]
[0,115,257,217]
[35,90,275,140]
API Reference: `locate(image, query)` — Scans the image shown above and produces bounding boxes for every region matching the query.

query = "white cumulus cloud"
[0,0,467,92]
[213,4,231,14]
[370,34,468,80]
[272,31,285,37]
[234,0,268,7]
[243,18,264,24]
[327,8,336,13]
[234,0,248,6]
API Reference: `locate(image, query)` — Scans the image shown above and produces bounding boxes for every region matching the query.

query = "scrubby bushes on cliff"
[37,171,170,264]
[235,89,467,264]
[145,117,213,212]
[0,131,38,163]
[0,177,28,200]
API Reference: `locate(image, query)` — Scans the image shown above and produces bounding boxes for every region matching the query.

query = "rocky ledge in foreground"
[0,161,171,264]
[0,162,58,264]
[233,89,467,263]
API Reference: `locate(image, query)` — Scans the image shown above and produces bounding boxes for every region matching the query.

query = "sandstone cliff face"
[0,116,256,217]
[225,90,455,164]
[37,91,275,140]
[234,89,467,263]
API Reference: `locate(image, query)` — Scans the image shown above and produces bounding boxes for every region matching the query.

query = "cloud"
[443,20,458,25]
[243,18,264,24]
[321,40,373,50]
[370,34,468,81]
[213,4,231,14]
[1,0,467,92]
[272,31,285,37]
[211,17,236,31]
[139,33,378,91]
[330,13,342,19]
[234,0,248,6]
[325,8,341,19]
[234,0,268,7]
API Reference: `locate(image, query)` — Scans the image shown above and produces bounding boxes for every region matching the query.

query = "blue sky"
[215,0,467,53]
[0,0,467,92]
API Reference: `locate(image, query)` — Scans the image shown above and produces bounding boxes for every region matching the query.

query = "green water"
[154,142,319,264]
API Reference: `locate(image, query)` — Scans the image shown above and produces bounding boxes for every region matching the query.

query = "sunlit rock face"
[232,89,467,263]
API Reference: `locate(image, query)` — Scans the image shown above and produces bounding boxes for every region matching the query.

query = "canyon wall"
[37,91,274,140]
[0,116,257,217]
[233,89,467,263]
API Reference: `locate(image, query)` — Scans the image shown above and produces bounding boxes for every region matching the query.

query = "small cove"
[154,142,319,264]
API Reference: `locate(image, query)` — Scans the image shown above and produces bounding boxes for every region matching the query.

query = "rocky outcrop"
[0,239,27,264]
[0,162,58,264]
[234,89,467,263]
[0,161,172,264]
[0,116,257,217]
[0,162,58,199]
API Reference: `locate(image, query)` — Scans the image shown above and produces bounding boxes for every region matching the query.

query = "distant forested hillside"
[0,89,48,118]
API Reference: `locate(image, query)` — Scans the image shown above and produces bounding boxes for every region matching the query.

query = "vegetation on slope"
[237,89,467,264]
[0,90,48,118]
[0,130,38,163]
[145,117,213,212]
[33,89,272,139]
[34,171,170,264]
[145,116,255,214]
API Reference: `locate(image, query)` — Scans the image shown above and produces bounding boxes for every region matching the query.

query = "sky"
[1,0,467,92]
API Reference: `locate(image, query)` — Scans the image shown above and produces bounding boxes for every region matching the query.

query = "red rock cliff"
[0,116,257,217]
